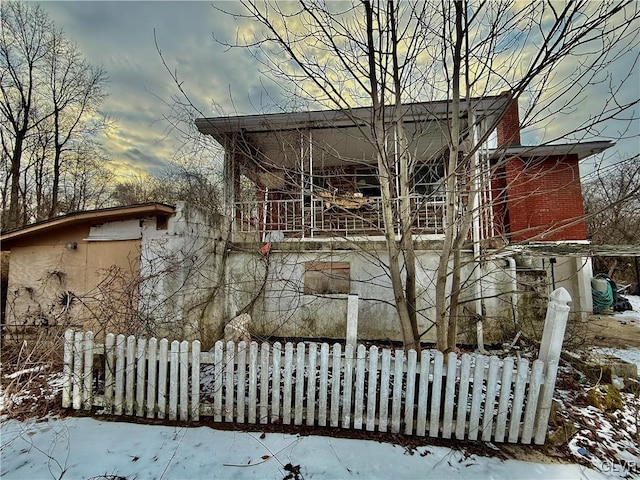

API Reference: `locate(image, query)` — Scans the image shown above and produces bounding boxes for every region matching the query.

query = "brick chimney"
[497,98,521,146]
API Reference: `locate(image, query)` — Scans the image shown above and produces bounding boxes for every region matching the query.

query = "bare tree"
[0,2,53,228]
[45,28,108,217]
[0,1,109,228]
[584,156,640,282]
[211,0,639,351]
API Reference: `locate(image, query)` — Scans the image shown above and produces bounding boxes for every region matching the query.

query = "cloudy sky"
[38,1,638,180]
[40,1,266,178]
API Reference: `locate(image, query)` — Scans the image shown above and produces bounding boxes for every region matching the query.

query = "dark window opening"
[355,167,381,197]
[156,215,168,230]
[414,162,445,197]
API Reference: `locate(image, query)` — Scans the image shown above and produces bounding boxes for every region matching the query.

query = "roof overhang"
[1,203,175,250]
[196,96,512,168]
[196,95,511,144]
[487,140,614,162]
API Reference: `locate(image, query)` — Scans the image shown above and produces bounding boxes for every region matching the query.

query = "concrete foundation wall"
[224,243,517,344]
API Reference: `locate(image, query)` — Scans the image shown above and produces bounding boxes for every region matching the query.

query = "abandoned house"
[195,93,611,344]
[1,93,612,347]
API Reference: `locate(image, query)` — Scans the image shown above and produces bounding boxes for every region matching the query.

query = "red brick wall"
[490,163,509,238]
[505,154,587,242]
[497,100,521,146]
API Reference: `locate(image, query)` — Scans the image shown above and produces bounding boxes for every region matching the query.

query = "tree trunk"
[435,0,464,352]
[8,135,24,229]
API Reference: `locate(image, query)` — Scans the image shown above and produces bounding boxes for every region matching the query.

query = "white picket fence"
[62,288,572,445]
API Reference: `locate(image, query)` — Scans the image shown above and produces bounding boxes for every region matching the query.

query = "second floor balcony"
[234,193,447,240]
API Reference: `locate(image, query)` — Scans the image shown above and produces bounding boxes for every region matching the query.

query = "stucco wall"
[4,224,140,340]
[138,202,227,345]
[224,243,517,344]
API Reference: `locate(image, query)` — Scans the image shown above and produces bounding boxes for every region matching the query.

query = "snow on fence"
[62,288,571,445]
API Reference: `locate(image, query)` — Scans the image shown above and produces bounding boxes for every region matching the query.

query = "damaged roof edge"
[1,203,176,248]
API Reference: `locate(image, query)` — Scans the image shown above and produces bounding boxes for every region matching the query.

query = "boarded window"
[304,262,350,295]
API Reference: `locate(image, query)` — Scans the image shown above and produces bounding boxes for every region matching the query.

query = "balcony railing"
[235,194,446,239]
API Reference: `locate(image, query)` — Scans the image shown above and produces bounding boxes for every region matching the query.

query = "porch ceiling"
[196,95,511,169]
[245,121,452,168]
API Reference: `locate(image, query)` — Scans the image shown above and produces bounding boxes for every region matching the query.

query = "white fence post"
[346,295,358,351]
[534,287,571,444]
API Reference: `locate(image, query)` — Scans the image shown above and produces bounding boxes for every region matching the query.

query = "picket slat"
[114,334,126,416]
[260,343,270,424]
[442,352,457,438]
[179,340,189,421]
[135,338,146,417]
[330,344,341,427]
[366,346,379,432]
[403,350,417,435]
[104,333,115,414]
[306,343,318,427]
[269,342,280,423]
[467,355,486,441]
[237,342,247,423]
[62,330,74,408]
[429,351,443,437]
[481,356,500,441]
[390,349,403,434]
[157,339,168,419]
[82,332,94,411]
[191,340,201,421]
[494,357,514,442]
[225,341,235,422]
[248,342,259,424]
[415,350,430,437]
[213,341,223,422]
[318,343,329,427]
[378,348,391,432]
[168,340,179,421]
[125,336,136,416]
[72,332,83,410]
[295,343,306,426]
[283,343,294,425]
[146,338,157,419]
[62,330,562,446]
[354,345,366,430]
[534,360,557,445]
[508,359,530,443]
[455,354,472,439]
[342,344,354,428]
[521,360,544,444]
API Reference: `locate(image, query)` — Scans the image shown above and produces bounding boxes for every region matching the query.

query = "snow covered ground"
[0,415,614,480]
[2,296,639,479]
[599,294,640,369]
[612,294,640,323]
